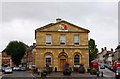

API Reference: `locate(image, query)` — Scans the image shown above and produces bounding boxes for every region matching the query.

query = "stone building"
[35,19,90,71]
[113,45,120,62]
[97,47,114,65]
[1,49,12,67]
[0,53,2,68]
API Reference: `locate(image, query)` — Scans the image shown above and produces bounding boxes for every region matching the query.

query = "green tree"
[6,41,26,66]
[89,38,98,63]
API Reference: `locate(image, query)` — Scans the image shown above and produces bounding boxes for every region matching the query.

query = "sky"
[0,0,119,52]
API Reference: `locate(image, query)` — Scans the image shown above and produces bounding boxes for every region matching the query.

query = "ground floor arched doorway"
[58,52,68,71]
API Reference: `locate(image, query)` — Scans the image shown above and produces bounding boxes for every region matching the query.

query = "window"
[45,54,52,65]
[46,34,52,45]
[60,34,66,45]
[74,34,79,45]
[74,55,80,65]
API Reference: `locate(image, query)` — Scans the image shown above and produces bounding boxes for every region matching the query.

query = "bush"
[87,67,91,73]
[90,68,97,75]
[49,67,53,72]
[73,67,79,72]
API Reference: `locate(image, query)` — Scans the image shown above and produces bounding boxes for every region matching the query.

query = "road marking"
[103,74,114,77]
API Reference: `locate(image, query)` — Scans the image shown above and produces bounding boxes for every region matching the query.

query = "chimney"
[32,43,36,48]
[111,48,113,51]
[101,48,104,52]
[56,18,62,22]
[104,47,107,50]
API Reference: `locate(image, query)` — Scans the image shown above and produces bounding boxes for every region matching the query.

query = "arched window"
[45,54,52,65]
[74,55,80,65]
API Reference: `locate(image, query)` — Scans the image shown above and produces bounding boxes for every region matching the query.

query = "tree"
[89,38,98,63]
[6,41,26,66]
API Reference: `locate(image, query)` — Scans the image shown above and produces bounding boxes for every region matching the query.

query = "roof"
[35,20,90,39]
[35,20,90,32]
[116,45,120,49]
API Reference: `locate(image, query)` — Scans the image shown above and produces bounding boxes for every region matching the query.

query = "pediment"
[36,20,90,33]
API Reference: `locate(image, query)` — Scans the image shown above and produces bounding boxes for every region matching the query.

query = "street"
[1,71,34,79]
[99,66,115,77]
[1,67,116,79]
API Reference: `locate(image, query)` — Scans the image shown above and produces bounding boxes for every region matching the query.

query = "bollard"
[41,71,47,78]
[37,72,39,75]
[96,71,99,77]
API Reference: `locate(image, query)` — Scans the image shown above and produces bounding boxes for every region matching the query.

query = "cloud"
[0,2,118,51]
[0,19,42,51]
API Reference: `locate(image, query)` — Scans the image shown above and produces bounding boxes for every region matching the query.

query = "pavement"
[32,71,97,78]
[0,72,2,79]
[0,72,2,76]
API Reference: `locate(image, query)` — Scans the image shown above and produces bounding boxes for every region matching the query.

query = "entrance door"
[60,59,66,70]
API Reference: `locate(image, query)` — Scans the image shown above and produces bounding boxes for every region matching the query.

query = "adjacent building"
[35,19,90,71]
[113,45,120,62]
[21,43,36,69]
[97,47,114,65]
[0,53,2,68]
[1,49,12,67]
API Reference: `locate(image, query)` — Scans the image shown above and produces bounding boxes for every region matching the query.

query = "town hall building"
[35,19,90,71]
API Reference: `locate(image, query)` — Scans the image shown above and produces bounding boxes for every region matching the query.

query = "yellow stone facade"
[35,19,90,72]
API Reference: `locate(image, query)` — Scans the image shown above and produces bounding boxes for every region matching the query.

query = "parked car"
[100,64,105,69]
[113,61,120,71]
[115,67,120,79]
[91,61,99,71]
[19,67,26,71]
[4,67,13,74]
[1,67,6,72]
[13,67,20,71]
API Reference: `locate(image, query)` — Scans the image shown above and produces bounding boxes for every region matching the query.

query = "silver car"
[4,67,13,74]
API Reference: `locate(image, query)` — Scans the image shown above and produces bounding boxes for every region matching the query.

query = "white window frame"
[74,55,80,65]
[60,34,66,45]
[74,34,79,45]
[46,34,52,45]
[45,54,52,65]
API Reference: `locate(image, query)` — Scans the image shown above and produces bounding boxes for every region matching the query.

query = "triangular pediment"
[35,20,90,33]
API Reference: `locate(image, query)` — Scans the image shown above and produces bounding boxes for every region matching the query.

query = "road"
[99,66,115,78]
[1,68,116,79]
[1,71,34,79]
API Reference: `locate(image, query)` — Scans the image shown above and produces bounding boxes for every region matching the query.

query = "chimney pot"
[111,48,113,51]
[101,48,104,52]
[104,47,107,50]
[56,18,62,22]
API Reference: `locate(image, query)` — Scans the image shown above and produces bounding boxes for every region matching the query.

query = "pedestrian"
[54,67,57,72]
[46,62,50,74]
